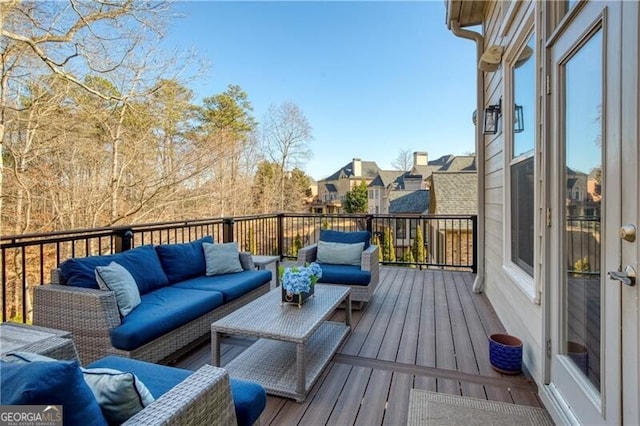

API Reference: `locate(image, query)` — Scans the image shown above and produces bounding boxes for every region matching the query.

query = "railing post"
[471,215,478,274]
[366,214,373,234]
[223,218,235,243]
[115,228,133,253]
[277,214,284,259]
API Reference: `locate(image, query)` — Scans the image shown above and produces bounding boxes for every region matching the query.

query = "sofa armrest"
[239,251,255,270]
[297,244,318,265]
[33,284,121,364]
[361,244,380,287]
[124,364,237,426]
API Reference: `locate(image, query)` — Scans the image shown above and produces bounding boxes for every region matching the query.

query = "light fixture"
[484,99,501,135]
[478,45,504,72]
[514,104,524,133]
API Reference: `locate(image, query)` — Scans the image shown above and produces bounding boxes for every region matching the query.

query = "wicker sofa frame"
[297,243,379,307]
[34,252,270,365]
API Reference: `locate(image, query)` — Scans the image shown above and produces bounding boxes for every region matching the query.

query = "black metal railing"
[1,213,477,322]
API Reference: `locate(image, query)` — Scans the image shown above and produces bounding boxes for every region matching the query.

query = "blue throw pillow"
[203,242,244,276]
[82,367,155,425]
[59,245,169,294]
[95,262,141,316]
[155,236,214,283]
[316,241,365,265]
[319,230,371,249]
[0,360,108,426]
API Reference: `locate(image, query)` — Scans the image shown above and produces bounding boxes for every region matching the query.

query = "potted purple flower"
[280,262,322,307]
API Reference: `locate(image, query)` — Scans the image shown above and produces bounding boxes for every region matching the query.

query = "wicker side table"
[1,322,77,361]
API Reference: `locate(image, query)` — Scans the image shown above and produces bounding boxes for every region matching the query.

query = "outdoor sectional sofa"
[33,237,272,364]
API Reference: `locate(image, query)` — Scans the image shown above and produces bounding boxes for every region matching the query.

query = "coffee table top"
[212,284,350,343]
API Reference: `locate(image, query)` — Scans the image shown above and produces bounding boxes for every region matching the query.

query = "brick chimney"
[413,152,428,167]
[352,158,362,177]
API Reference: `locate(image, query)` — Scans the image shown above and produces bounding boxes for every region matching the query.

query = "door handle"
[608,265,636,286]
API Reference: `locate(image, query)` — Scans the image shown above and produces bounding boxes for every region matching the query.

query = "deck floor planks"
[173,267,548,425]
[415,269,437,392]
[432,270,460,395]
[445,271,488,400]
[453,271,513,403]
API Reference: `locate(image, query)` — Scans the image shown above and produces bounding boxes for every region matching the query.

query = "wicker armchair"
[297,235,379,308]
[20,341,241,425]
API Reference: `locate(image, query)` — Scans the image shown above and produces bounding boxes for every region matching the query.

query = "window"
[509,32,535,277]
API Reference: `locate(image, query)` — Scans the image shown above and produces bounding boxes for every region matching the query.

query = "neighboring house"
[313,158,380,213]
[446,1,638,424]
[367,170,405,214]
[428,171,477,268]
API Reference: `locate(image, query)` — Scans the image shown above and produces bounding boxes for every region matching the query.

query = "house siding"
[480,0,544,382]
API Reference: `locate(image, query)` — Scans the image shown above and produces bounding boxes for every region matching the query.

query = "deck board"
[174,267,547,425]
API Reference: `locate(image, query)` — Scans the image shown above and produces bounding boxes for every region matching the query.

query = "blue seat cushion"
[230,378,267,426]
[110,287,224,351]
[0,360,107,426]
[317,264,371,286]
[60,245,169,294]
[173,270,271,303]
[155,236,213,284]
[86,357,266,426]
[87,356,192,399]
[319,229,371,249]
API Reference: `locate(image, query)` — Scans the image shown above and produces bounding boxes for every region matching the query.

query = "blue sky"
[165,1,477,180]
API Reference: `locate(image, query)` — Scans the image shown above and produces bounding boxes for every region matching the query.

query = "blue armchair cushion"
[0,360,108,426]
[155,236,214,284]
[316,241,364,266]
[203,242,244,275]
[173,270,271,303]
[59,245,169,294]
[110,287,224,351]
[87,356,267,426]
[229,378,267,426]
[95,261,141,316]
[317,264,371,286]
[319,229,371,249]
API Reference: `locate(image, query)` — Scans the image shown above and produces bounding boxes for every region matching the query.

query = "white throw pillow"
[203,242,244,275]
[95,262,141,316]
[316,241,365,266]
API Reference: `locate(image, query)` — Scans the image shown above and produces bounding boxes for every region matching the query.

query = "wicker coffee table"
[211,284,351,402]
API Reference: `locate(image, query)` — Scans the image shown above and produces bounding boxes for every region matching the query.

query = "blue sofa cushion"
[173,270,271,303]
[230,378,267,426]
[319,229,371,249]
[110,287,224,351]
[0,360,107,426]
[317,264,371,286]
[87,357,267,426]
[60,245,169,294]
[155,236,214,284]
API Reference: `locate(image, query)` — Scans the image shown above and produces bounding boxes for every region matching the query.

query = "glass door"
[549,1,622,423]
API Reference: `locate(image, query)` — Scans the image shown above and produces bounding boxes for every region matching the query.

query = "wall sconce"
[484,99,501,135]
[514,104,524,133]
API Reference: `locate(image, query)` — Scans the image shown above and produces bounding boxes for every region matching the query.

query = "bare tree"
[262,101,313,211]
[391,149,413,171]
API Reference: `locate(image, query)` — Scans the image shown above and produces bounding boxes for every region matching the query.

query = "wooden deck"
[175,267,546,425]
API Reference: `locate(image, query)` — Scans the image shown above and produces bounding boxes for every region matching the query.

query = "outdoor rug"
[407,389,554,425]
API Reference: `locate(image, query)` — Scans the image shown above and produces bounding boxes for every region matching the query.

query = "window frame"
[502,15,541,303]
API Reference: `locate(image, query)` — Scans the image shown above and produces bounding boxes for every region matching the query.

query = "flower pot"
[282,285,314,308]
[567,341,589,376]
[489,333,523,374]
